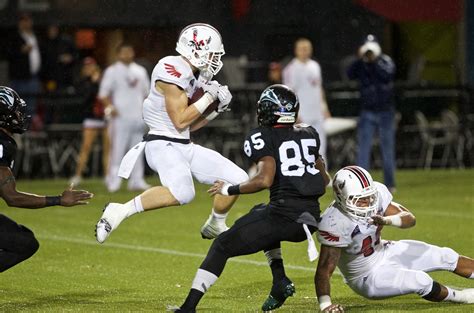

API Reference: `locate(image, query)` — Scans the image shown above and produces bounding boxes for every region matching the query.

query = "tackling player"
[0,86,93,272]
[315,166,474,312]
[170,84,330,312]
[95,23,248,243]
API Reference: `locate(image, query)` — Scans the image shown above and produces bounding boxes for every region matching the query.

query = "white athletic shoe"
[69,175,82,187]
[456,288,474,303]
[127,181,151,191]
[95,203,126,243]
[200,215,229,239]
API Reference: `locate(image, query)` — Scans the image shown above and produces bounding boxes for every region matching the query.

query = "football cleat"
[456,288,474,303]
[200,215,229,239]
[261,277,296,312]
[95,203,124,243]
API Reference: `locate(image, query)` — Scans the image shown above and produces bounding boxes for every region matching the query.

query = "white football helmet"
[176,23,225,77]
[332,166,378,220]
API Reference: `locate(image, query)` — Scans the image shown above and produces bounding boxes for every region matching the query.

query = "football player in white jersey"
[315,166,474,312]
[95,23,248,243]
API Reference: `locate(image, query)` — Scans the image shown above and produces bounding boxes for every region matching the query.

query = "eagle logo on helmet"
[259,88,281,106]
[0,91,14,110]
[189,28,211,51]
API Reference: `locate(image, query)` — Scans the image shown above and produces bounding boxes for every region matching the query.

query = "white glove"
[202,80,220,100]
[217,85,232,113]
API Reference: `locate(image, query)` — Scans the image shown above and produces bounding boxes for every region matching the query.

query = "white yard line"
[38,234,320,273]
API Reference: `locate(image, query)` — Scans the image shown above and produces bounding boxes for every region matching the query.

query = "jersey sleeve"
[243,128,274,164]
[154,56,193,90]
[374,182,393,214]
[0,140,15,168]
[98,66,115,99]
[317,207,352,248]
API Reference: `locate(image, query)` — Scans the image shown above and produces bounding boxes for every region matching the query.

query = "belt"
[143,134,191,144]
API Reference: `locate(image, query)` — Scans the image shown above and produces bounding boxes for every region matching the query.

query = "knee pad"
[440,247,459,271]
[171,184,195,205]
[414,271,434,297]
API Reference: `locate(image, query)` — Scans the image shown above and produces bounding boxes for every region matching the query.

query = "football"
[188,87,219,116]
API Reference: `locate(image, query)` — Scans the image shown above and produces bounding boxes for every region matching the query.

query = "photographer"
[347,35,396,192]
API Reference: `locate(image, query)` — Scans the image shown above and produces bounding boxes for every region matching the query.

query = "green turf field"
[0,169,473,312]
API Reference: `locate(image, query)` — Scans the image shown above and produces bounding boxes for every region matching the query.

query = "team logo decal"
[259,88,281,106]
[319,230,339,242]
[189,28,211,51]
[164,63,182,78]
[0,90,14,109]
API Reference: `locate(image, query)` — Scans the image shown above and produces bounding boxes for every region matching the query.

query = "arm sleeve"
[98,67,114,99]
[374,55,395,83]
[374,182,393,215]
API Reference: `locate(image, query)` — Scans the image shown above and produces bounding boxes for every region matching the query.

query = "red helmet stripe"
[344,166,369,188]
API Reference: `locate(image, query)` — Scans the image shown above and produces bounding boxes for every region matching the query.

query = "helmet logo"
[259,88,281,106]
[0,91,14,109]
[284,103,293,111]
[189,28,212,51]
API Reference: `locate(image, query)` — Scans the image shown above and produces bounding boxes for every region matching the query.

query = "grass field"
[0,169,473,312]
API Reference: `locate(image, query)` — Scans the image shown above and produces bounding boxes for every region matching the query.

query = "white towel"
[303,224,319,262]
[118,141,146,179]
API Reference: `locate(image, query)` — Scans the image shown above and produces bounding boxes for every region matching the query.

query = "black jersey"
[243,124,325,225]
[0,130,17,170]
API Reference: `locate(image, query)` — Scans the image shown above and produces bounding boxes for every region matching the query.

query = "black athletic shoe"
[261,277,295,311]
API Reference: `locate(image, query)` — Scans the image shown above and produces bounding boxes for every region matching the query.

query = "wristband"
[227,184,241,196]
[193,92,214,114]
[205,111,219,121]
[318,295,332,311]
[45,196,61,206]
[385,215,402,227]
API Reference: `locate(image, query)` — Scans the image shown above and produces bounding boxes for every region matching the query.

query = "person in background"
[283,38,330,162]
[99,43,151,193]
[70,57,109,186]
[41,24,78,91]
[5,13,41,117]
[347,35,396,192]
[268,62,282,85]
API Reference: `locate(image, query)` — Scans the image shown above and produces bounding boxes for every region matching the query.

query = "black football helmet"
[0,86,29,134]
[256,84,299,127]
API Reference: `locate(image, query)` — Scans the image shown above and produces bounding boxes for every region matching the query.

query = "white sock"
[211,208,228,223]
[470,273,474,279]
[265,248,282,265]
[191,269,218,293]
[124,196,144,218]
[443,287,456,301]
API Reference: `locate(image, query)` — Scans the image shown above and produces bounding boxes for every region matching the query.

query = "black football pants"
[0,214,39,272]
[200,204,315,277]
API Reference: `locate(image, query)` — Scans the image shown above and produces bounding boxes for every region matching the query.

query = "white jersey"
[143,55,200,140]
[317,182,393,280]
[98,61,149,121]
[283,58,324,124]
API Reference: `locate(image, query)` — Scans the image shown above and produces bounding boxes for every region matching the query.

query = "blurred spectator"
[5,13,41,116]
[99,43,150,192]
[347,35,396,191]
[70,58,109,186]
[268,62,282,84]
[283,38,330,161]
[41,25,78,91]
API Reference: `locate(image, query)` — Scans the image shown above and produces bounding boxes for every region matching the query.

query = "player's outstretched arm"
[207,156,275,196]
[315,245,344,312]
[369,201,416,229]
[0,167,93,209]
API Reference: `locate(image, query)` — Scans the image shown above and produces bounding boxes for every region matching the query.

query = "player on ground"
[95,23,248,243]
[315,166,474,312]
[0,86,93,272]
[170,84,330,312]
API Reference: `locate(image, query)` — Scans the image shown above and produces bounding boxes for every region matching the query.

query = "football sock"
[180,288,204,310]
[265,248,286,284]
[211,209,228,223]
[123,196,144,218]
[443,287,457,302]
[180,269,217,309]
